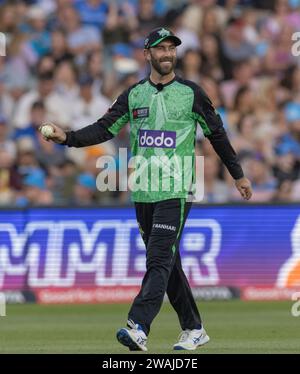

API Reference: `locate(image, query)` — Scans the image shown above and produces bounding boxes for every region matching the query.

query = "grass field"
[0,301,299,354]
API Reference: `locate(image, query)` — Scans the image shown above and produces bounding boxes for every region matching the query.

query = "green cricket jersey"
[64,76,243,202]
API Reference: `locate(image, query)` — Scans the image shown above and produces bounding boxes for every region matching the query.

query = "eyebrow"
[153,43,176,48]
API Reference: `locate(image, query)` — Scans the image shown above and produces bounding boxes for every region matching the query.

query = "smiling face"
[145,39,177,76]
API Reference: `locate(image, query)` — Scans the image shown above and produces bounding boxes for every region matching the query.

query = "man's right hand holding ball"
[39,123,67,144]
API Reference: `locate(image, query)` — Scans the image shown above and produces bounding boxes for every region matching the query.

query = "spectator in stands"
[72,74,110,130]
[14,101,46,144]
[137,0,161,36]
[5,33,36,90]
[50,158,78,205]
[179,48,202,83]
[232,114,257,154]
[86,50,112,97]
[276,102,300,158]
[25,5,51,59]
[51,29,74,65]
[220,59,257,107]
[164,6,200,59]
[0,148,20,206]
[75,0,109,30]
[17,168,53,206]
[0,115,15,157]
[181,0,227,35]
[12,71,72,129]
[0,78,14,127]
[280,65,300,100]
[227,85,256,134]
[60,5,101,62]
[200,6,223,36]
[273,149,299,183]
[102,1,137,46]
[73,173,96,206]
[195,155,230,203]
[15,143,39,178]
[36,128,66,168]
[54,60,79,102]
[240,155,277,201]
[0,116,20,205]
[36,54,56,75]
[0,3,19,42]
[200,33,224,81]
[221,16,255,77]
[272,179,294,202]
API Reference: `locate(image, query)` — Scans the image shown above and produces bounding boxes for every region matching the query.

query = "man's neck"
[149,71,175,85]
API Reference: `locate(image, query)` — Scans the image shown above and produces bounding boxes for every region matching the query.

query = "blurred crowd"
[0,0,300,206]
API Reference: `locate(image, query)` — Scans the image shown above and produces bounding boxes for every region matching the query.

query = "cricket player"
[42,27,252,351]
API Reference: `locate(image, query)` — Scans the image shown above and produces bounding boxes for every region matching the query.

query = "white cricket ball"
[40,124,54,138]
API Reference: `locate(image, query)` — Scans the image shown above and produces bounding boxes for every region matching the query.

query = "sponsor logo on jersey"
[132,107,149,119]
[139,129,176,148]
[152,223,177,231]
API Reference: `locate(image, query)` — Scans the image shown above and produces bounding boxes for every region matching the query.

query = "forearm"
[63,121,114,148]
[207,128,244,180]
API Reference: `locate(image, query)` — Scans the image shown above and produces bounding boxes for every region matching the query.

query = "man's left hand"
[235,177,252,200]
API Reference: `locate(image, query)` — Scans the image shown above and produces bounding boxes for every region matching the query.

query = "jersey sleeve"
[63,89,130,148]
[191,85,244,180]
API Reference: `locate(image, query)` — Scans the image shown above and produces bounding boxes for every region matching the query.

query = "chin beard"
[151,58,176,76]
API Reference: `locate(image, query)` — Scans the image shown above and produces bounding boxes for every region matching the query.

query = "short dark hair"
[38,71,54,81]
[31,101,45,111]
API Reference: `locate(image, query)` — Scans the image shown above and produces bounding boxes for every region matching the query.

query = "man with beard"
[40,27,252,351]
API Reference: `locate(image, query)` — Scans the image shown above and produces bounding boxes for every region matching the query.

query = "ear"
[144,49,151,62]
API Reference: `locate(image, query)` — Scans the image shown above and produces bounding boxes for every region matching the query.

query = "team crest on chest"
[132,107,149,119]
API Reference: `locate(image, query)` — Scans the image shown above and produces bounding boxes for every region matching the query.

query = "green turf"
[0,301,299,353]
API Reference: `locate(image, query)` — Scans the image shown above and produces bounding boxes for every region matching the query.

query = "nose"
[166,48,174,57]
[162,50,173,61]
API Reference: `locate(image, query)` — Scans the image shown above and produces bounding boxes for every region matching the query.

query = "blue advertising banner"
[0,205,299,301]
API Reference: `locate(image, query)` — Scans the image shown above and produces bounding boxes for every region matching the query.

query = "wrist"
[60,132,68,145]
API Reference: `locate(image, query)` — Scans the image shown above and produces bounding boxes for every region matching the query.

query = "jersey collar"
[148,75,177,89]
